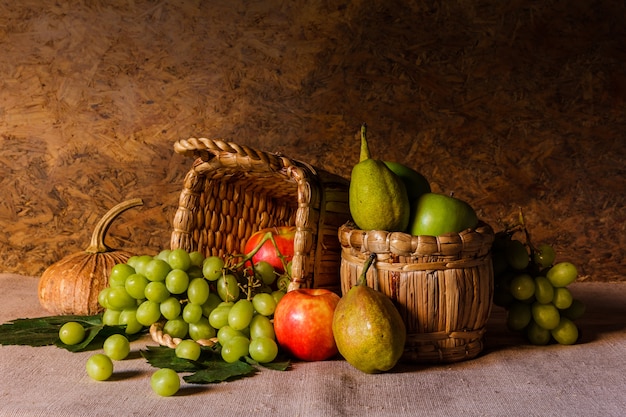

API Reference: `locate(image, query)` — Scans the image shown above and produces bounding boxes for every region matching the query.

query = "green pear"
[332,254,407,374]
[409,192,478,236]
[349,125,410,231]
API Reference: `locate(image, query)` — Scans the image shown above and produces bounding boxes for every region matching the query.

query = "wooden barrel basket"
[338,221,495,363]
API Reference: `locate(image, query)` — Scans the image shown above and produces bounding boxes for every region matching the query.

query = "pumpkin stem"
[85,198,144,253]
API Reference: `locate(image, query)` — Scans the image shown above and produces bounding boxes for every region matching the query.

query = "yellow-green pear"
[349,124,410,231]
[332,254,407,373]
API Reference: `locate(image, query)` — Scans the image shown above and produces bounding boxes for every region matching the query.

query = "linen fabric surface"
[1,273,625,417]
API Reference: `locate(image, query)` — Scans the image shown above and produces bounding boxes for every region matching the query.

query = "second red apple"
[243,226,295,273]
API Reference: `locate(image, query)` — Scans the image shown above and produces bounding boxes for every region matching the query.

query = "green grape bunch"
[97,246,291,366]
[491,215,586,346]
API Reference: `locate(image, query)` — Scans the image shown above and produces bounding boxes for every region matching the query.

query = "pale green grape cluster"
[98,248,287,364]
[492,232,585,346]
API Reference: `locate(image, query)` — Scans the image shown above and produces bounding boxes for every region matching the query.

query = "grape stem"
[225,231,291,300]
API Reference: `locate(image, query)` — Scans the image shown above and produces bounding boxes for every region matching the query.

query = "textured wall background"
[0,0,624,280]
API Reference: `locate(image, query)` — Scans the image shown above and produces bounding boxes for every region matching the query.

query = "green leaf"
[141,346,204,372]
[0,315,143,351]
[141,345,289,384]
[183,362,256,384]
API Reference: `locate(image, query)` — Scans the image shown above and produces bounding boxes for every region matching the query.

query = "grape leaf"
[141,345,289,384]
[183,362,256,384]
[0,315,142,351]
[140,345,205,372]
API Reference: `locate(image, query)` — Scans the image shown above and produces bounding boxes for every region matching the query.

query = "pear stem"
[359,123,371,162]
[357,253,377,286]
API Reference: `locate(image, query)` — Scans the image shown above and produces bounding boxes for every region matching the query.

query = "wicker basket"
[338,221,495,363]
[170,137,350,293]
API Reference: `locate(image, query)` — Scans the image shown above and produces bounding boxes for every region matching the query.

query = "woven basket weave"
[170,137,350,293]
[338,221,494,363]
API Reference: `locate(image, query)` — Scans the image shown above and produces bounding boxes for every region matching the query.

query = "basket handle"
[174,138,300,173]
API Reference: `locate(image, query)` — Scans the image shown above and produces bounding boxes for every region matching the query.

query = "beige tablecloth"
[1,273,625,417]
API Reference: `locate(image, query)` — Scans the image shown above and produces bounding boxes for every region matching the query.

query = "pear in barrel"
[349,124,410,231]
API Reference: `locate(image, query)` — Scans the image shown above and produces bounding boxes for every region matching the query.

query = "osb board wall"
[0,0,624,281]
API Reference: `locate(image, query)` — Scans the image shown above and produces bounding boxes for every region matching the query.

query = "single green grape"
[217,325,247,345]
[132,255,156,277]
[150,368,180,397]
[217,273,240,302]
[202,256,225,281]
[249,314,275,340]
[85,354,114,381]
[160,296,182,321]
[106,287,137,310]
[136,300,162,326]
[119,308,143,335]
[201,292,223,318]
[276,275,291,292]
[208,305,232,330]
[102,309,121,326]
[547,262,578,287]
[187,265,204,279]
[509,273,535,301]
[155,249,172,262]
[166,269,190,295]
[506,301,532,332]
[168,248,192,271]
[526,320,552,345]
[103,334,130,360]
[187,278,210,305]
[252,293,277,317]
[531,302,561,330]
[108,263,136,287]
[188,318,216,341]
[504,239,530,271]
[248,336,278,363]
[144,259,172,282]
[189,251,205,267]
[532,243,556,268]
[551,317,579,345]
[228,299,254,331]
[124,273,149,300]
[144,281,170,303]
[552,287,573,310]
[163,318,189,339]
[533,276,554,304]
[254,261,276,285]
[271,290,286,305]
[220,336,250,363]
[182,303,203,324]
[175,339,201,361]
[98,287,113,309]
[58,322,86,345]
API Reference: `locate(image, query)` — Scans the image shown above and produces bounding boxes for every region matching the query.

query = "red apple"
[243,226,295,273]
[273,288,340,361]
